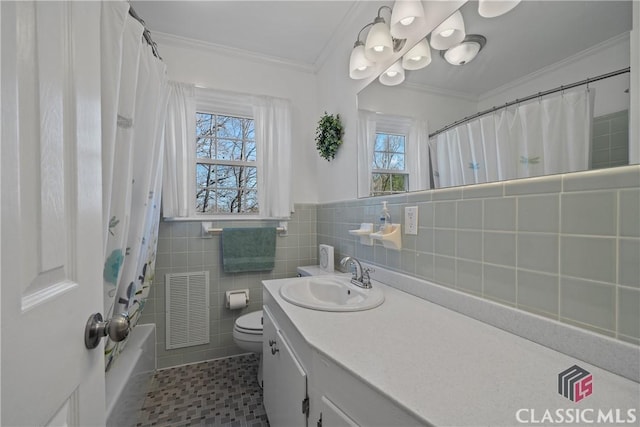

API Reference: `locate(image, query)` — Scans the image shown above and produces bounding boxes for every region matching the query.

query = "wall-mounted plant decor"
[315,112,344,161]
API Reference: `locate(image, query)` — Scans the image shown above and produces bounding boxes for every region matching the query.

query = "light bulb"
[440,28,454,37]
[400,16,415,26]
[373,45,385,52]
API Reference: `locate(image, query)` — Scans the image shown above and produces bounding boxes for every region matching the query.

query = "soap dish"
[348,223,374,246]
[370,223,402,250]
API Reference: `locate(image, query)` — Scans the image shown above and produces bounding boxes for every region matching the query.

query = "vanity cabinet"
[262,306,308,427]
[318,396,358,427]
[263,286,424,427]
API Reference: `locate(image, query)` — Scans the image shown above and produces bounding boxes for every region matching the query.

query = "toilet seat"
[235,310,263,334]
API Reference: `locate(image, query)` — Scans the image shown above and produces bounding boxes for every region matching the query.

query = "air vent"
[165,271,210,349]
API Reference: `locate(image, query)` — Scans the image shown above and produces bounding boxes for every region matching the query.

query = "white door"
[1,2,106,426]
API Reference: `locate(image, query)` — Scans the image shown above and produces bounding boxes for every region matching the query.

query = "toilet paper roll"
[228,292,248,310]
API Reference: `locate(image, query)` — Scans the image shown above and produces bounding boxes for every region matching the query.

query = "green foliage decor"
[315,112,344,161]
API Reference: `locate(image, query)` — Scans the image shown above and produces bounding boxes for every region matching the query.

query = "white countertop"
[263,277,640,427]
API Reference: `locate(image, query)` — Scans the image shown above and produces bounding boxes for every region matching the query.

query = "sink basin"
[279,276,384,312]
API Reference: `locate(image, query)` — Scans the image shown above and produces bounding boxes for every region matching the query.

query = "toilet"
[233,310,264,386]
[232,261,333,387]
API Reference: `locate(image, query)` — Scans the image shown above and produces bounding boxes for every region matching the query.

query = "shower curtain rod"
[128,5,162,60]
[429,67,631,138]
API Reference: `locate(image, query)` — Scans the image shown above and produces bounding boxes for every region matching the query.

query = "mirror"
[357,0,634,195]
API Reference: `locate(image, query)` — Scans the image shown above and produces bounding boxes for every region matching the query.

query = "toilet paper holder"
[225,289,249,309]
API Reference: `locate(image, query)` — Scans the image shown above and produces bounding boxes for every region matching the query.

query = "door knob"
[84,312,130,349]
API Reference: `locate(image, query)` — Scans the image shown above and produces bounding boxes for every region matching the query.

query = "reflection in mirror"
[357,0,633,196]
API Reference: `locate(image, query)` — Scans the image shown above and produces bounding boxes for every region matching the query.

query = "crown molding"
[153,31,317,74]
[479,32,630,102]
[313,1,371,71]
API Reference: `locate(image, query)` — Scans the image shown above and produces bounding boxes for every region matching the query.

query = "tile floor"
[136,354,269,427]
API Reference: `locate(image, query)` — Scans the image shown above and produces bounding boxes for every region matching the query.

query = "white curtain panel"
[101,2,169,370]
[407,118,431,191]
[253,96,294,218]
[162,82,196,218]
[430,89,594,188]
[356,110,377,197]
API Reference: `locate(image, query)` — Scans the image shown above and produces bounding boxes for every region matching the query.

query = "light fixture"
[478,0,521,18]
[379,60,405,86]
[349,5,409,81]
[390,0,426,39]
[430,10,465,50]
[402,38,431,71]
[349,23,376,79]
[364,7,395,62]
[441,34,486,66]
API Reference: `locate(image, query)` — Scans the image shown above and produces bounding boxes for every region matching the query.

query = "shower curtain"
[430,89,595,188]
[101,1,169,370]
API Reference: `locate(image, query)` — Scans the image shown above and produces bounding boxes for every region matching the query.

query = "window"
[195,112,258,214]
[371,131,408,196]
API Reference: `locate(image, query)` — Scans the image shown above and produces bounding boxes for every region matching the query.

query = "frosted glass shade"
[349,43,375,79]
[379,61,405,86]
[430,10,465,50]
[365,20,394,61]
[444,41,480,65]
[478,0,521,18]
[390,0,426,39]
[402,38,431,70]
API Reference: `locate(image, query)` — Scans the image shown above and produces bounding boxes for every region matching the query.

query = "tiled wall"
[318,165,640,346]
[139,204,317,368]
[592,110,629,169]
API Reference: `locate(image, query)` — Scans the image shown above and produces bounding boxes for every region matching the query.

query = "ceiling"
[404,0,633,97]
[129,0,362,68]
[130,1,633,97]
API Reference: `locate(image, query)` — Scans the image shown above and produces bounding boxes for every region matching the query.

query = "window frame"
[194,109,260,216]
[371,117,411,196]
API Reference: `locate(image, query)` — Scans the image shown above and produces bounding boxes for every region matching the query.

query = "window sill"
[162,215,290,222]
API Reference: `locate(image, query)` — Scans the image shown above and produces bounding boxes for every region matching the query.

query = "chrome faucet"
[340,256,373,289]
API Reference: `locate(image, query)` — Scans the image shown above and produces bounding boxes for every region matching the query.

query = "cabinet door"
[320,396,359,427]
[263,306,308,427]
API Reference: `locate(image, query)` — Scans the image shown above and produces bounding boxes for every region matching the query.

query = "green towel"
[222,227,277,273]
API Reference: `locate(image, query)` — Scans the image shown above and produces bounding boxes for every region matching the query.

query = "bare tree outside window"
[196,112,258,214]
[371,132,408,196]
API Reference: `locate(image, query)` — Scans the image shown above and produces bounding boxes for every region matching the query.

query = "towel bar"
[207,226,286,234]
[201,221,288,237]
